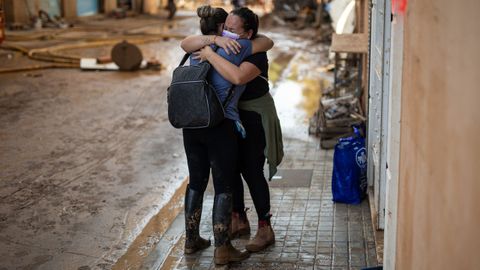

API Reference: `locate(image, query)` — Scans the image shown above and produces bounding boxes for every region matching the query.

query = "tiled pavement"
[145,133,379,270]
[146,62,378,269]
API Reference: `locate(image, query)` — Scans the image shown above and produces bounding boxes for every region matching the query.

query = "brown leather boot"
[214,241,250,265]
[246,220,275,252]
[184,186,211,254]
[230,209,250,239]
[213,193,250,265]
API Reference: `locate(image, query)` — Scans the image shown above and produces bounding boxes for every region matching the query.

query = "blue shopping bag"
[332,126,367,204]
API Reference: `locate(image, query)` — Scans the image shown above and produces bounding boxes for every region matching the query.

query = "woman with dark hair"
[179,5,273,265]
[186,7,283,254]
[181,6,273,58]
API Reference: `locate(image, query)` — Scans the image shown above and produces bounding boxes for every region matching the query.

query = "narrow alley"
[117,21,379,270]
[2,0,479,270]
[0,3,378,268]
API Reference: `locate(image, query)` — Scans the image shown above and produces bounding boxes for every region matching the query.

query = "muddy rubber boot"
[230,209,251,239]
[246,219,275,253]
[184,186,211,254]
[213,193,249,265]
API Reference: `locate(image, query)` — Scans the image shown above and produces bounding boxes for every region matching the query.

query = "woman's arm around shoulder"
[180,35,215,53]
[251,34,274,54]
[193,44,261,85]
[180,35,242,55]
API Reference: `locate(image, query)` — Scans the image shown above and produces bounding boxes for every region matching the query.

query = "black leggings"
[183,119,238,195]
[232,110,271,221]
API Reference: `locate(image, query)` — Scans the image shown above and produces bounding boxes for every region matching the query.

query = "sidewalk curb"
[112,177,188,270]
[142,205,187,270]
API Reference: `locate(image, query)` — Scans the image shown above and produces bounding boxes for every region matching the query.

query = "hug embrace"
[170,5,284,265]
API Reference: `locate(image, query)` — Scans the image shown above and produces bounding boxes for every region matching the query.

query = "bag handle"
[352,125,362,137]
[339,125,363,143]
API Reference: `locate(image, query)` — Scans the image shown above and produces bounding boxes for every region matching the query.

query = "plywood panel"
[397,0,480,269]
[331,33,369,53]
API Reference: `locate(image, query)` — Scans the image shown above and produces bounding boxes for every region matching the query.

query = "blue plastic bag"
[332,126,367,204]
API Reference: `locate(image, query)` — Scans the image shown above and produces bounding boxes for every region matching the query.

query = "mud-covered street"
[0,9,332,269]
[0,13,200,269]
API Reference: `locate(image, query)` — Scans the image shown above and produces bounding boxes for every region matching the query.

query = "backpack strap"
[178,53,191,67]
[180,46,235,108]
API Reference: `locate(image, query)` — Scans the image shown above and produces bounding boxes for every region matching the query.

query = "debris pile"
[262,0,334,41]
[36,10,70,29]
[309,55,365,149]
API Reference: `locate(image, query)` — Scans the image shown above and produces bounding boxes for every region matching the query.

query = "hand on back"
[192,46,214,62]
[215,36,242,55]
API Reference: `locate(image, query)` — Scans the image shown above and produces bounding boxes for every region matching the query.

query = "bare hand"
[192,46,214,62]
[214,36,241,55]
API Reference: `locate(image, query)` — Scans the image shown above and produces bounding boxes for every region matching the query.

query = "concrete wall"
[61,0,77,19]
[103,0,118,13]
[359,0,369,113]
[4,0,118,23]
[3,0,15,24]
[5,0,65,23]
[133,0,143,13]
[3,0,31,24]
[396,0,480,269]
[143,0,158,14]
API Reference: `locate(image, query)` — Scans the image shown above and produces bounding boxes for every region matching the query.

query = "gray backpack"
[167,53,234,129]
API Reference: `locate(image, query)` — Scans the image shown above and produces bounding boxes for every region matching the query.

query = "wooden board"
[331,33,369,53]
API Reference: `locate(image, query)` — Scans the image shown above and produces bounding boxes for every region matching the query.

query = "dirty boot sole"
[214,252,250,265]
[246,238,275,253]
[184,239,211,254]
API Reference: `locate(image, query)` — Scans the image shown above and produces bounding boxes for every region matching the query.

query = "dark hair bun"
[197,5,215,18]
